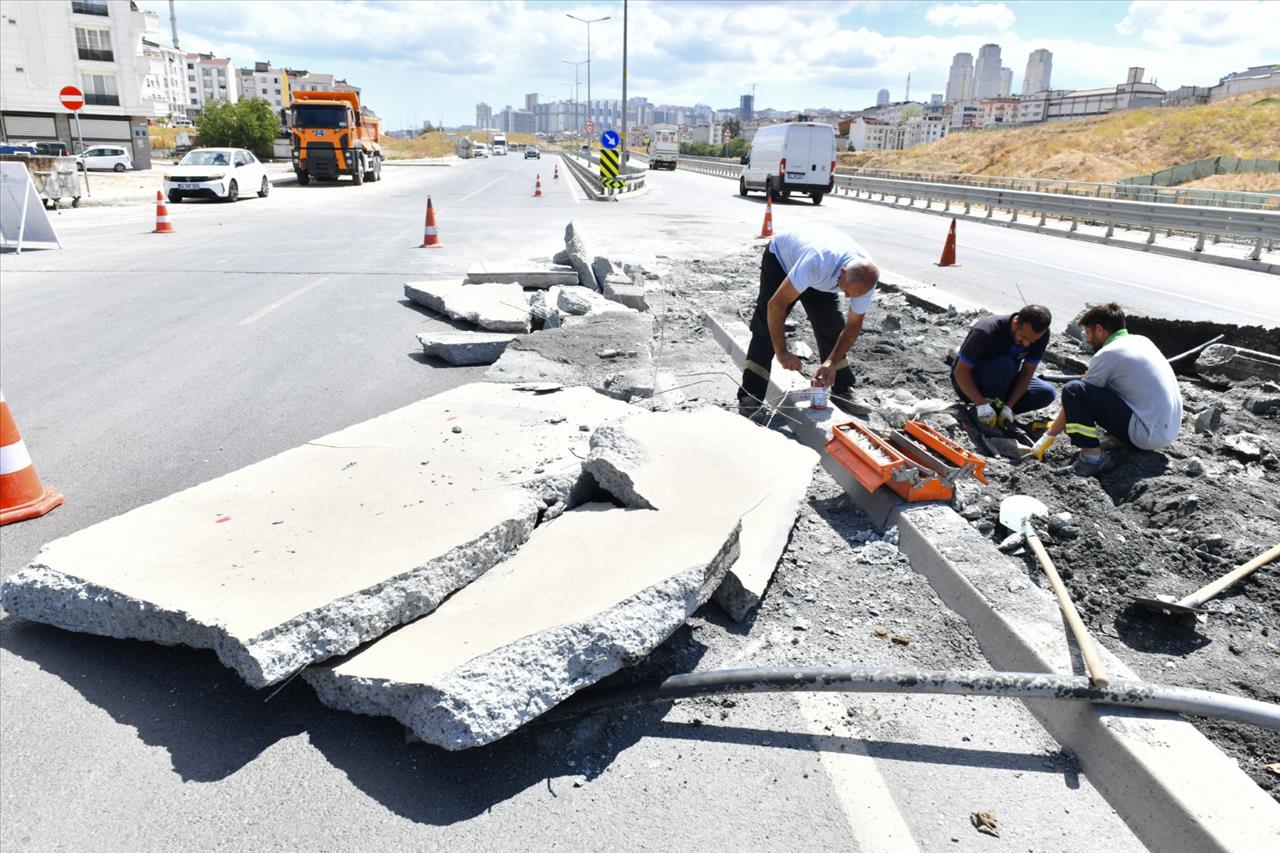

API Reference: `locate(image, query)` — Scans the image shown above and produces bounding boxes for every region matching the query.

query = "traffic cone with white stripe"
[420,196,442,248]
[936,219,958,267]
[757,196,774,239]
[152,190,174,234]
[534,174,543,197]
[0,391,63,526]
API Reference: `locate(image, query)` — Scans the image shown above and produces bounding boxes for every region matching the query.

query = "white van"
[738,122,836,204]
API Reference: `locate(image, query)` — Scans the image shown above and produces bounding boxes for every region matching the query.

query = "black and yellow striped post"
[599,148,625,191]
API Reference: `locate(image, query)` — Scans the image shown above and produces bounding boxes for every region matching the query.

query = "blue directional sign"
[600,130,620,150]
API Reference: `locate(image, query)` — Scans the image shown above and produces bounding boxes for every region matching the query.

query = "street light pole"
[567,13,610,138]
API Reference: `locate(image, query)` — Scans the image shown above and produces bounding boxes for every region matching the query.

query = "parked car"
[524,145,541,159]
[162,147,269,203]
[76,145,132,172]
[473,143,490,158]
[738,122,836,204]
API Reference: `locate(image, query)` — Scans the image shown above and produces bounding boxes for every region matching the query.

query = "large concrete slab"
[465,262,580,289]
[1,384,632,687]
[404,280,532,333]
[304,502,741,749]
[584,408,818,621]
[416,330,518,366]
[486,311,656,401]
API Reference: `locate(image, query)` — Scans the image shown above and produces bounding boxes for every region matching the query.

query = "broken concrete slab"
[0,383,633,688]
[602,272,649,312]
[416,330,518,366]
[585,408,818,621]
[1195,343,1280,387]
[486,311,656,401]
[465,262,580,289]
[405,280,532,334]
[563,220,601,290]
[304,502,740,749]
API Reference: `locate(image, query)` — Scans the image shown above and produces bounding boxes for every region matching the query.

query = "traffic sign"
[59,85,84,111]
[600,130,620,150]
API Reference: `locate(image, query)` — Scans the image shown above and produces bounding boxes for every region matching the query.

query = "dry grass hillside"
[839,93,1280,186]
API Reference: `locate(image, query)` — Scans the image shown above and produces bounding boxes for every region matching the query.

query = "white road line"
[237,276,329,326]
[459,172,513,203]
[793,693,921,853]
[970,245,1277,322]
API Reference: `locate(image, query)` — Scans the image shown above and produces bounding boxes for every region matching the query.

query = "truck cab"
[290,90,382,185]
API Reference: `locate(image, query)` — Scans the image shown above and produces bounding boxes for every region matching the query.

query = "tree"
[724,116,743,138]
[195,98,279,155]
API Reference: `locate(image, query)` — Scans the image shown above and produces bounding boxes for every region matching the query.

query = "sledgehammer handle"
[1025,531,1109,688]
[1183,543,1280,609]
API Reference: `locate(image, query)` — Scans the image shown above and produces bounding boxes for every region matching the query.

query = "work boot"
[1071,450,1115,478]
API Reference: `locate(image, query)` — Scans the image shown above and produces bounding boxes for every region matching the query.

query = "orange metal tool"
[826,419,986,503]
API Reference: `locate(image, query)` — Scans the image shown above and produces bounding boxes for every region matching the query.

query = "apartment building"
[0,0,153,167]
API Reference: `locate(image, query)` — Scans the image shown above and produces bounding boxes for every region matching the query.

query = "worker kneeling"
[1027,303,1183,476]
[952,305,1056,427]
[738,225,878,418]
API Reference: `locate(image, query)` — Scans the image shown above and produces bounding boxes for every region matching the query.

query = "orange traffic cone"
[420,196,442,248]
[0,391,63,526]
[553,163,560,180]
[936,219,958,267]
[534,174,543,197]
[152,190,173,234]
[757,196,774,239]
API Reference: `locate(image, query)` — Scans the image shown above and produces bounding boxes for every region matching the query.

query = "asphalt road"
[0,152,1230,850]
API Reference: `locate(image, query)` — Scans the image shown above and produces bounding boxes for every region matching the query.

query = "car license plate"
[180,183,199,190]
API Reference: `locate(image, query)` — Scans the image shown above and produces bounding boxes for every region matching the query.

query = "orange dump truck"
[289,90,383,185]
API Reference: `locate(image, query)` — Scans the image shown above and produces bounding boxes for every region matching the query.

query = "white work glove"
[975,403,997,428]
[998,405,1015,427]
[1025,433,1055,461]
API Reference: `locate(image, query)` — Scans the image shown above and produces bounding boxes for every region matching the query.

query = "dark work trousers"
[1061,379,1134,449]
[950,355,1056,413]
[739,245,855,407]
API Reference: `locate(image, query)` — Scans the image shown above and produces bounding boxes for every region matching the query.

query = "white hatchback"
[76,145,132,172]
[163,147,270,203]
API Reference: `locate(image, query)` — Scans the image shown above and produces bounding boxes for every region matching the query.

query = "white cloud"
[924,3,1016,32]
[1116,1,1280,49]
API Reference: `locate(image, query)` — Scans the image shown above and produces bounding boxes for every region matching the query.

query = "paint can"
[810,381,829,410]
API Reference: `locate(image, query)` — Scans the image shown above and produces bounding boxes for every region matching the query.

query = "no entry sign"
[59,86,84,111]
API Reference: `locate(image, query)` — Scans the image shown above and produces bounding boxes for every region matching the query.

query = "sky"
[139,0,1279,131]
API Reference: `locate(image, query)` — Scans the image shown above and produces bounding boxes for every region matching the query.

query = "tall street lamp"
[561,58,587,138]
[567,13,610,135]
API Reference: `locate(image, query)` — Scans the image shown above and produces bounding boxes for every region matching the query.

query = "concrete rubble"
[562,220,602,290]
[486,312,656,401]
[466,262,579,289]
[0,383,632,687]
[416,331,518,366]
[584,408,818,621]
[305,503,741,749]
[1195,343,1280,387]
[404,280,532,334]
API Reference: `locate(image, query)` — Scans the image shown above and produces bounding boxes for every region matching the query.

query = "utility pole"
[567,14,610,141]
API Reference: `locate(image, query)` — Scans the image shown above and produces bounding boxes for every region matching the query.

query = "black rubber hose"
[555,666,1280,732]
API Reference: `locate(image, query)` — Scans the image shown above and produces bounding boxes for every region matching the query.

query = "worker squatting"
[738,224,1184,476]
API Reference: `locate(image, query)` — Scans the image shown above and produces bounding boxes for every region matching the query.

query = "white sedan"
[163,147,270,203]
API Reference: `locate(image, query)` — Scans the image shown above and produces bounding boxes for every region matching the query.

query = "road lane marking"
[237,276,329,326]
[962,246,1277,323]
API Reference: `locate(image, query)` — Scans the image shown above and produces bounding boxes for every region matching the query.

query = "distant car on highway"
[524,145,540,159]
[75,145,132,172]
[473,143,490,159]
[163,147,269,203]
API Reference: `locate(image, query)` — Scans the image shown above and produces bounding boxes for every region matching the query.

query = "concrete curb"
[703,308,1280,852]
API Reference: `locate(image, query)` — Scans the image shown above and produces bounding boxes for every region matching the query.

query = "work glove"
[1025,433,1055,461]
[975,403,997,428]
[998,405,1015,427]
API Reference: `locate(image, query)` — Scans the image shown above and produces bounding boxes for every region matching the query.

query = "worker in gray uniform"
[738,224,879,418]
[1026,303,1183,476]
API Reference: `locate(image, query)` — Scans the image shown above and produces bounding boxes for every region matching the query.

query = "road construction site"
[2,152,1278,850]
